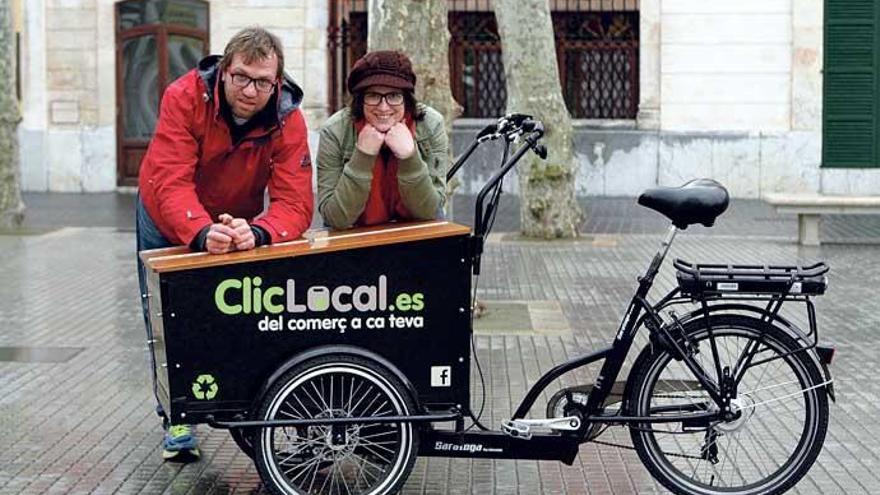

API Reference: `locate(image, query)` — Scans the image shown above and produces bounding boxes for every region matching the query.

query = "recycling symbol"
[192,374,219,400]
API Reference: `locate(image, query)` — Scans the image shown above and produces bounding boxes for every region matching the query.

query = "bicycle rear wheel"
[625,315,829,495]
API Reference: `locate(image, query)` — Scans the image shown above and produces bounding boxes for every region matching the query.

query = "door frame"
[114,0,210,187]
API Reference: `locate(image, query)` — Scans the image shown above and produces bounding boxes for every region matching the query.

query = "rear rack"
[674,259,829,297]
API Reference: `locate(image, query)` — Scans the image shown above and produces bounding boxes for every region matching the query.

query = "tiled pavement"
[1,193,879,494]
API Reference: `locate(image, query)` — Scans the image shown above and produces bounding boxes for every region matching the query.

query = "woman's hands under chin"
[356,124,386,155]
[384,122,415,159]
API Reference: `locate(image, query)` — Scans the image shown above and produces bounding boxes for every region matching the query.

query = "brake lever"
[476,121,499,141]
[507,129,523,144]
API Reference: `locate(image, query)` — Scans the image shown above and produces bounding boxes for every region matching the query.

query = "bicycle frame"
[506,226,732,431]
[447,120,731,436]
[417,224,726,464]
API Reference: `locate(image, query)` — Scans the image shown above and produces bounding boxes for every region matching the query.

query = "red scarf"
[354,115,416,226]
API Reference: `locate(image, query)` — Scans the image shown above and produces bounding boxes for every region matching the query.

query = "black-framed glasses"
[229,73,276,93]
[363,91,405,106]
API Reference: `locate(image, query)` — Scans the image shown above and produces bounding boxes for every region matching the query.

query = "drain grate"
[472,300,570,336]
[0,346,85,363]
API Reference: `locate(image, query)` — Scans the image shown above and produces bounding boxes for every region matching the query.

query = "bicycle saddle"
[638,179,729,229]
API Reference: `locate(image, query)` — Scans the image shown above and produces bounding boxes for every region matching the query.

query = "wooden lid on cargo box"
[140,220,471,273]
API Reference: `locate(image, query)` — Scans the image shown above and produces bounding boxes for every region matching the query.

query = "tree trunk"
[367,0,462,201]
[494,0,581,238]
[0,0,24,229]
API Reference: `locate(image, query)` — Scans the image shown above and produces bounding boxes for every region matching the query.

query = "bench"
[763,193,880,246]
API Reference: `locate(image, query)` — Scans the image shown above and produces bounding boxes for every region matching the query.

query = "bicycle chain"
[573,392,712,460]
[591,437,706,461]
[615,394,713,460]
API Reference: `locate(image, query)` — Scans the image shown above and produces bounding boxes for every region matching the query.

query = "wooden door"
[116,0,209,187]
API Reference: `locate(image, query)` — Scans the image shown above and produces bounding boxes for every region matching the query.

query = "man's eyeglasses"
[229,73,276,93]
[363,91,405,106]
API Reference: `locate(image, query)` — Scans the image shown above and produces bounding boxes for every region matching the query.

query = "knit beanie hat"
[347,50,417,93]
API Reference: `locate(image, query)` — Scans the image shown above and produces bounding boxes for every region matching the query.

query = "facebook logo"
[431,366,451,387]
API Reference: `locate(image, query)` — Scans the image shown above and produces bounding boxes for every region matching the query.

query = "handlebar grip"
[530,121,544,135]
[497,113,533,133]
[519,119,544,134]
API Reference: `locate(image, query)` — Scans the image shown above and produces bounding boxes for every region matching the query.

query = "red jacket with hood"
[138,55,314,246]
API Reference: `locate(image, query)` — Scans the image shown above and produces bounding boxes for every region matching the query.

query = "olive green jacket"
[316,103,448,229]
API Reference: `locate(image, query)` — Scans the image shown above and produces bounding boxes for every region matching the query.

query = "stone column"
[791,0,822,132]
[19,0,47,191]
[303,0,328,127]
[637,0,661,130]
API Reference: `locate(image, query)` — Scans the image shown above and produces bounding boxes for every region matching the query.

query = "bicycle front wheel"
[626,315,829,495]
[254,354,419,495]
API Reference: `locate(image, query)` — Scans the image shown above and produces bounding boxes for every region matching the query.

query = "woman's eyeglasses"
[363,91,405,106]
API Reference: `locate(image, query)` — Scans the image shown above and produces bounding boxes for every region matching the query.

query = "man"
[136,27,313,462]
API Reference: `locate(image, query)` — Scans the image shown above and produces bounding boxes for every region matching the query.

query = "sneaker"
[162,424,201,462]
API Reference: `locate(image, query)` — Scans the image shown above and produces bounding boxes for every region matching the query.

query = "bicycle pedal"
[502,417,581,440]
[501,419,532,440]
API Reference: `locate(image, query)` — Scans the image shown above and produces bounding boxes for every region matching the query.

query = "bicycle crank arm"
[501,416,581,440]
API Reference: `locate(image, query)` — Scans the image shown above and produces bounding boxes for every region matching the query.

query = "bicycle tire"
[625,314,829,495]
[230,426,255,459]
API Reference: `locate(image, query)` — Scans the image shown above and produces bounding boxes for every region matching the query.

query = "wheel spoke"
[350,455,371,490]
[284,454,323,480]
[317,462,333,495]
[312,381,333,413]
[277,437,324,465]
[358,443,393,464]
[357,388,384,417]
[348,383,377,415]
[345,379,365,415]
[358,429,399,440]
[301,381,328,413]
[306,452,323,494]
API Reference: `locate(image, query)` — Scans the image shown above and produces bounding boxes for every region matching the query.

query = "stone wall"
[451,123,822,198]
[19,0,115,192]
[659,0,793,132]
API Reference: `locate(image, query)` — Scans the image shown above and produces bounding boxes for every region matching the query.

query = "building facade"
[16,0,328,192]
[12,0,880,197]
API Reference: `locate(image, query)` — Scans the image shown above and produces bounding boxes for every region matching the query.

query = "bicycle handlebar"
[461,114,547,274]
[447,113,545,182]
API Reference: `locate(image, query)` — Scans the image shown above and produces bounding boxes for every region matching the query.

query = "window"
[327,0,640,119]
[448,10,506,117]
[554,10,639,119]
[823,0,878,168]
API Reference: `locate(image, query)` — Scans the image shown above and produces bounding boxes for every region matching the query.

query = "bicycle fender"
[251,345,422,416]
[662,304,835,402]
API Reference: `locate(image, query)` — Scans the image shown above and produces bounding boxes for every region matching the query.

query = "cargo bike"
[140,114,836,495]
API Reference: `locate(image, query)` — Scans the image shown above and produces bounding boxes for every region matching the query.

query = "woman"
[317,50,447,229]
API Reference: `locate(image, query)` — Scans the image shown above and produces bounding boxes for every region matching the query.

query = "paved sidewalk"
[0,193,879,494]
